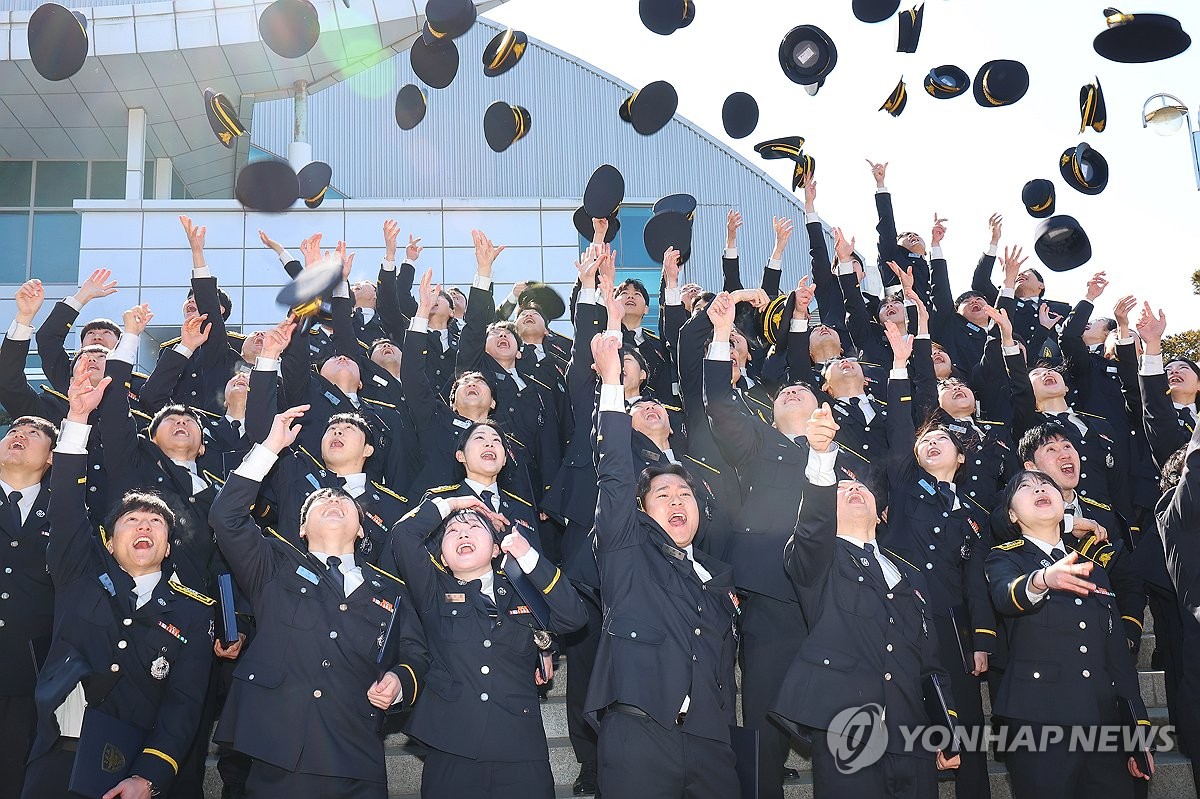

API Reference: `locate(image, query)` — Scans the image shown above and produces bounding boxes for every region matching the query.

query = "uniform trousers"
[20,738,78,799]
[1003,724,1132,799]
[597,707,739,799]
[562,582,602,766]
[738,591,806,799]
[932,614,989,799]
[0,694,36,799]
[244,760,386,799]
[810,729,937,799]
[420,749,553,799]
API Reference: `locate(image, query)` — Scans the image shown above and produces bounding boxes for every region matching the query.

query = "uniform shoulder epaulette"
[362,397,396,409]
[169,580,216,606]
[203,470,225,486]
[883,547,919,572]
[1079,495,1112,512]
[977,419,1005,426]
[429,483,460,494]
[132,371,149,380]
[993,539,1025,551]
[371,481,407,503]
[644,329,660,340]
[502,490,532,507]
[662,403,683,412]
[684,454,721,475]
[159,337,182,349]
[548,329,571,343]
[364,561,405,585]
[40,385,68,402]
[132,409,154,425]
[227,331,246,340]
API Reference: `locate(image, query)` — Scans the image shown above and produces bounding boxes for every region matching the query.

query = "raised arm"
[36,269,118,393]
[785,405,841,589]
[455,231,504,375]
[1,280,50,419]
[721,210,744,293]
[762,215,792,298]
[868,159,898,288]
[704,292,767,470]
[98,306,154,499]
[246,319,293,445]
[592,334,641,553]
[658,247,687,362]
[1136,304,1187,468]
[970,213,1003,299]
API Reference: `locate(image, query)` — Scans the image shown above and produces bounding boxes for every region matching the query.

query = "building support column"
[125,107,146,200]
[153,157,173,199]
[288,80,311,171]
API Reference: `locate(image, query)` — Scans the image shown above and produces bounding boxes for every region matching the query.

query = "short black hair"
[6,415,59,447]
[455,419,503,454]
[620,345,649,376]
[1166,357,1200,382]
[431,507,501,553]
[954,290,987,308]
[636,463,697,506]
[367,337,398,357]
[486,320,519,338]
[997,469,1063,542]
[70,343,110,370]
[147,404,203,439]
[299,486,363,527]
[1017,421,1073,464]
[104,490,176,540]
[327,412,376,450]
[1091,317,1117,334]
[450,370,495,404]
[186,287,233,321]
[81,318,121,341]
[914,422,966,475]
[616,278,650,307]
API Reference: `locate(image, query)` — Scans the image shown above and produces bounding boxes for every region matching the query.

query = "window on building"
[577,204,661,333]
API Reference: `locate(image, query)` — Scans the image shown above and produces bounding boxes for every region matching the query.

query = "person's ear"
[455,450,466,465]
[363,443,375,460]
[491,543,501,559]
[1008,514,1018,524]
[357,526,365,540]
[1023,460,1036,470]
[956,452,965,465]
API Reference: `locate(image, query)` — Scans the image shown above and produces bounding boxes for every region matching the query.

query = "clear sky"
[489,0,1200,328]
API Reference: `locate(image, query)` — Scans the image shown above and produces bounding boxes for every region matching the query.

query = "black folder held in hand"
[68,709,148,799]
[947,604,974,674]
[1119,697,1153,776]
[922,672,960,754]
[217,573,239,646]
[730,725,760,799]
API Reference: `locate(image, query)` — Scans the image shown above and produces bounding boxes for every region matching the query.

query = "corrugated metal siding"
[251,17,821,292]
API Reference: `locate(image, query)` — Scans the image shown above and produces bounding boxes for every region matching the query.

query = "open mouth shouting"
[133,536,154,551]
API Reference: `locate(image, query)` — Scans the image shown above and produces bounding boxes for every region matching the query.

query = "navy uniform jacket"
[984,537,1146,726]
[0,333,73,426]
[703,357,875,601]
[1059,300,1132,436]
[0,485,54,698]
[970,255,1070,354]
[1140,367,1196,470]
[1155,421,1200,683]
[771,480,948,756]
[34,299,148,408]
[209,469,428,782]
[875,191,932,297]
[153,275,246,416]
[585,409,739,745]
[100,357,221,593]
[34,449,213,790]
[930,256,991,371]
[881,376,997,654]
[389,499,585,761]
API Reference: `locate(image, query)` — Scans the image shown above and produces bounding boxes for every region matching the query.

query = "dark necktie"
[623,329,637,349]
[521,343,538,362]
[230,419,243,438]
[846,396,868,426]
[862,542,889,586]
[1050,547,1066,563]
[6,490,22,531]
[480,489,498,513]
[471,580,499,620]
[428,331,444,357]
[936,481,956,513]
[325,556,346,596]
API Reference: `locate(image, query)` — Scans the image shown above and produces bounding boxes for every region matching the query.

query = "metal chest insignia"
[150,655,170,680]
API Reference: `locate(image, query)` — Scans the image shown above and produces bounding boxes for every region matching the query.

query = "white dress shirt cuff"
[999,287,1016,298]
[706,341,731,361]
[790,319,808,333]
[915,333,930,340]
[664,287,682,306]
[1116,335,1135,346]
[834,260,857,276]
[724,247,737,259]
[431,497,452,519]
[890,368,909,380]
[1140,353,1164,376]
[63,295,84,312]
[598,384,626,414]
[111,332,140,363]
[173,343,193,359]
[56,419,92,455]
[332,280,350,299]
[1026,573,1049,604]
[1002,344,1022,356]
[409,317,430,333]
[577,288,598,305]
[515,548,540,573]
[805,446,840,486]
[6,320,34,341]
[986,245,998,257]
[254,356,279,372]
[472,274,493,291]
[875,187,889,195]
[277,250,295,266]
[233,443,279,483]
[192,265,211,279]
[766,257,782,271]
[804,212,819,224]
[931,246,944,260]
[381,258,396,272]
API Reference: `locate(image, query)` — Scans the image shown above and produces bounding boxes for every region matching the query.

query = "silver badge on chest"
[150,655,170,680]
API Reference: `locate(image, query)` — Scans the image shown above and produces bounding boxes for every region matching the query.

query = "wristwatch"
[136,775,160,796]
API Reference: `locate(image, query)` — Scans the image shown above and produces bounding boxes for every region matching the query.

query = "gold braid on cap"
[426,21,447,39]
[1029,195,1053,213]
[1071,153,1089,186]
[1079,86,1096,133]
[292,298,321,319]
[1104,8,1134,26]
[211,95,246,136]
[487,28,513,71]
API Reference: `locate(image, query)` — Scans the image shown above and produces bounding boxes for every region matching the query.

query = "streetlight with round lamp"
[1143,93,1200,190]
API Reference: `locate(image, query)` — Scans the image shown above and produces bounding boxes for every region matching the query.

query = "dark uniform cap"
[410,35,459,89]
[778,25,837,94]
[879,77,907,116]
[973,59,1029,107]
[721,92,760,140]
[1021,179,1056,218]
[517,283,566,321]
[482,28,527,77]
[619,80,678,136]
[1034,215,1092,272]
[897,3,924,53]
[583,164,625,218]
[760,293,790,346]
[277,256,344,316]
[754,136,806,161]
[572,207,620,242]
[28,4,88,82]
[853,0,901,23]
[483,101,531,153]
[204,88,246,148]
[653,193,697,221]
[394,84,427,130]
[643,210,692,266]
[790,153,816,192]
[639,0,695,35]
[297,161,332,209]
[422,0,477,45]
[923,65,970,98]
[1059,142,1109,195]
[258,0,320,59]
[1093,8,1191,63]
[1079,77,1106,133]
[235,159,298,213]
